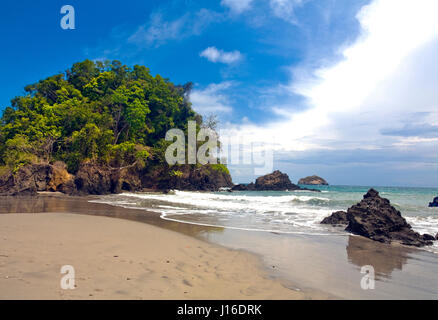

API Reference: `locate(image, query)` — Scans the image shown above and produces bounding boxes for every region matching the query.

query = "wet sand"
[0,195,309,300]
[1,194,438,299]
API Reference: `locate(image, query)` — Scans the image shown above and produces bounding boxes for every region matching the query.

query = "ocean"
[91,185,438,253]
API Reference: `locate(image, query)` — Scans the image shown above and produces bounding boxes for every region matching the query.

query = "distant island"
[232,170,320,192]
[298,175,328,185]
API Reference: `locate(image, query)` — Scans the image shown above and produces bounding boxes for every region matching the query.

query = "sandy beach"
[0,208,307,300]
[1,194,437,300]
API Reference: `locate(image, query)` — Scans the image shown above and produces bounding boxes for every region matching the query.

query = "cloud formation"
[269,0,303,24]
[200,47,243,64]
[190,82,235,115]
[224,0,438,152]
[128,9,222,47]
[221,0,254,14]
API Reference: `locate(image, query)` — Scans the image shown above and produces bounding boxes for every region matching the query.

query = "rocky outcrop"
[323,189,434,247]
[72,163,143,195]
[1,161,232,196]
[429,197,438,207]
[298,175,328,185]
[422,234,436,241]
[142,165,233,192]
[321,211,348,225]
[254,170,301,191]
[231,183,256,191]
[232,171,320,192]
[0,163,73,196]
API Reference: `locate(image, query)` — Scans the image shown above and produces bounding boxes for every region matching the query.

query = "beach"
[0,195,310,300]
[0,193,437,300]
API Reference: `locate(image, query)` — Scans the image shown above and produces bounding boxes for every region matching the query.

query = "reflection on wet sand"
[0,194,224,238]
[346,235,415,280]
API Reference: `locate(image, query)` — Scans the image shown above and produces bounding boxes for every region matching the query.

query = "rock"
[46,162,74,192]
[1,161,233,195]
[436,233,438,240]
[254,171,300,191]
[344,189,433,247]
[141,164,233,192]
[231,183,256,191]
[231,171,320,192]
[298,175,329,185]
[73,163,114,195]
[321,211,348,225]
[428,197,438,207]
[422,234,436,241]
[0,163,71,196]
[73,163,142,195]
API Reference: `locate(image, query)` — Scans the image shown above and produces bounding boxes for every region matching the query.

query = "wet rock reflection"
[346,235,415,279]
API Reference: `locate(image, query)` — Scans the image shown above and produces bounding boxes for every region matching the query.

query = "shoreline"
[0,194,320,300]
[1,193,438,299]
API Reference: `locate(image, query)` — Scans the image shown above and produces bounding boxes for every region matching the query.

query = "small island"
[298,175,328,185]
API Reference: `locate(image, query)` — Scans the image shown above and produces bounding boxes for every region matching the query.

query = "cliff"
[0,162,233,196]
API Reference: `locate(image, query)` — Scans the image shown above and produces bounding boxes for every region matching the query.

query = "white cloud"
[269,0,303,24]
[224,0,438,154]
[190,82,234,115]
[200,47,243,64]
[221,0,254,14]
[128,9,221,47]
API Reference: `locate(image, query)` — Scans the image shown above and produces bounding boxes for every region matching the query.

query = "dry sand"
[0,212,307,300]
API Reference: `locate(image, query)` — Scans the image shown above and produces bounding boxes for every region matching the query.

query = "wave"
[90,190,438,252]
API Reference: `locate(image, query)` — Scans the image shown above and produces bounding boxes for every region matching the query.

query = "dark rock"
[344,189,433,247]
[422,234,436,241]
[321,211,348,225]
[73,163,142,195]
[141,164,233,192]
[254,170,301,191]
[74,163,114,195]
[230,171,320,192]
[0,163,72,196]
[428,197,438,207]
[231,183,256,191]
[436,233,438,240]
[0,160,234,195]
[298,175,329,185]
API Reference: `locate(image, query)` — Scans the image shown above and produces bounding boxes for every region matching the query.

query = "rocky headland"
[321,189,436,247]
[0,162,233,196]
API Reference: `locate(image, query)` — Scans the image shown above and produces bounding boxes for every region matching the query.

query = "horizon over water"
[91,185,438,254]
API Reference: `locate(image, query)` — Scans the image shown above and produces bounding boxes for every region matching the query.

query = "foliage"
[210,164,230,175]
[0,60,199,173]
[170,170,184,178]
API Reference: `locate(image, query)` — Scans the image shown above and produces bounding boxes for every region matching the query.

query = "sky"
[1,0,438,186]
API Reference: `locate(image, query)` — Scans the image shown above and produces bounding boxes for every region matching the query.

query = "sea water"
[91,185,438,252]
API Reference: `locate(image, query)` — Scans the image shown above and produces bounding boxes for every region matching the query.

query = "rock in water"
[422,234,436,241]
[344,189,433,247]
[298,175,329,185]
[321,211,348,225]
[231,171,320,192]
[429,197,438,207]
[254,171,301,191]
[231,183,256,191]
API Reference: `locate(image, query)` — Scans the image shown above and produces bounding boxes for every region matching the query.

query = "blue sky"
[2,0,438,186]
